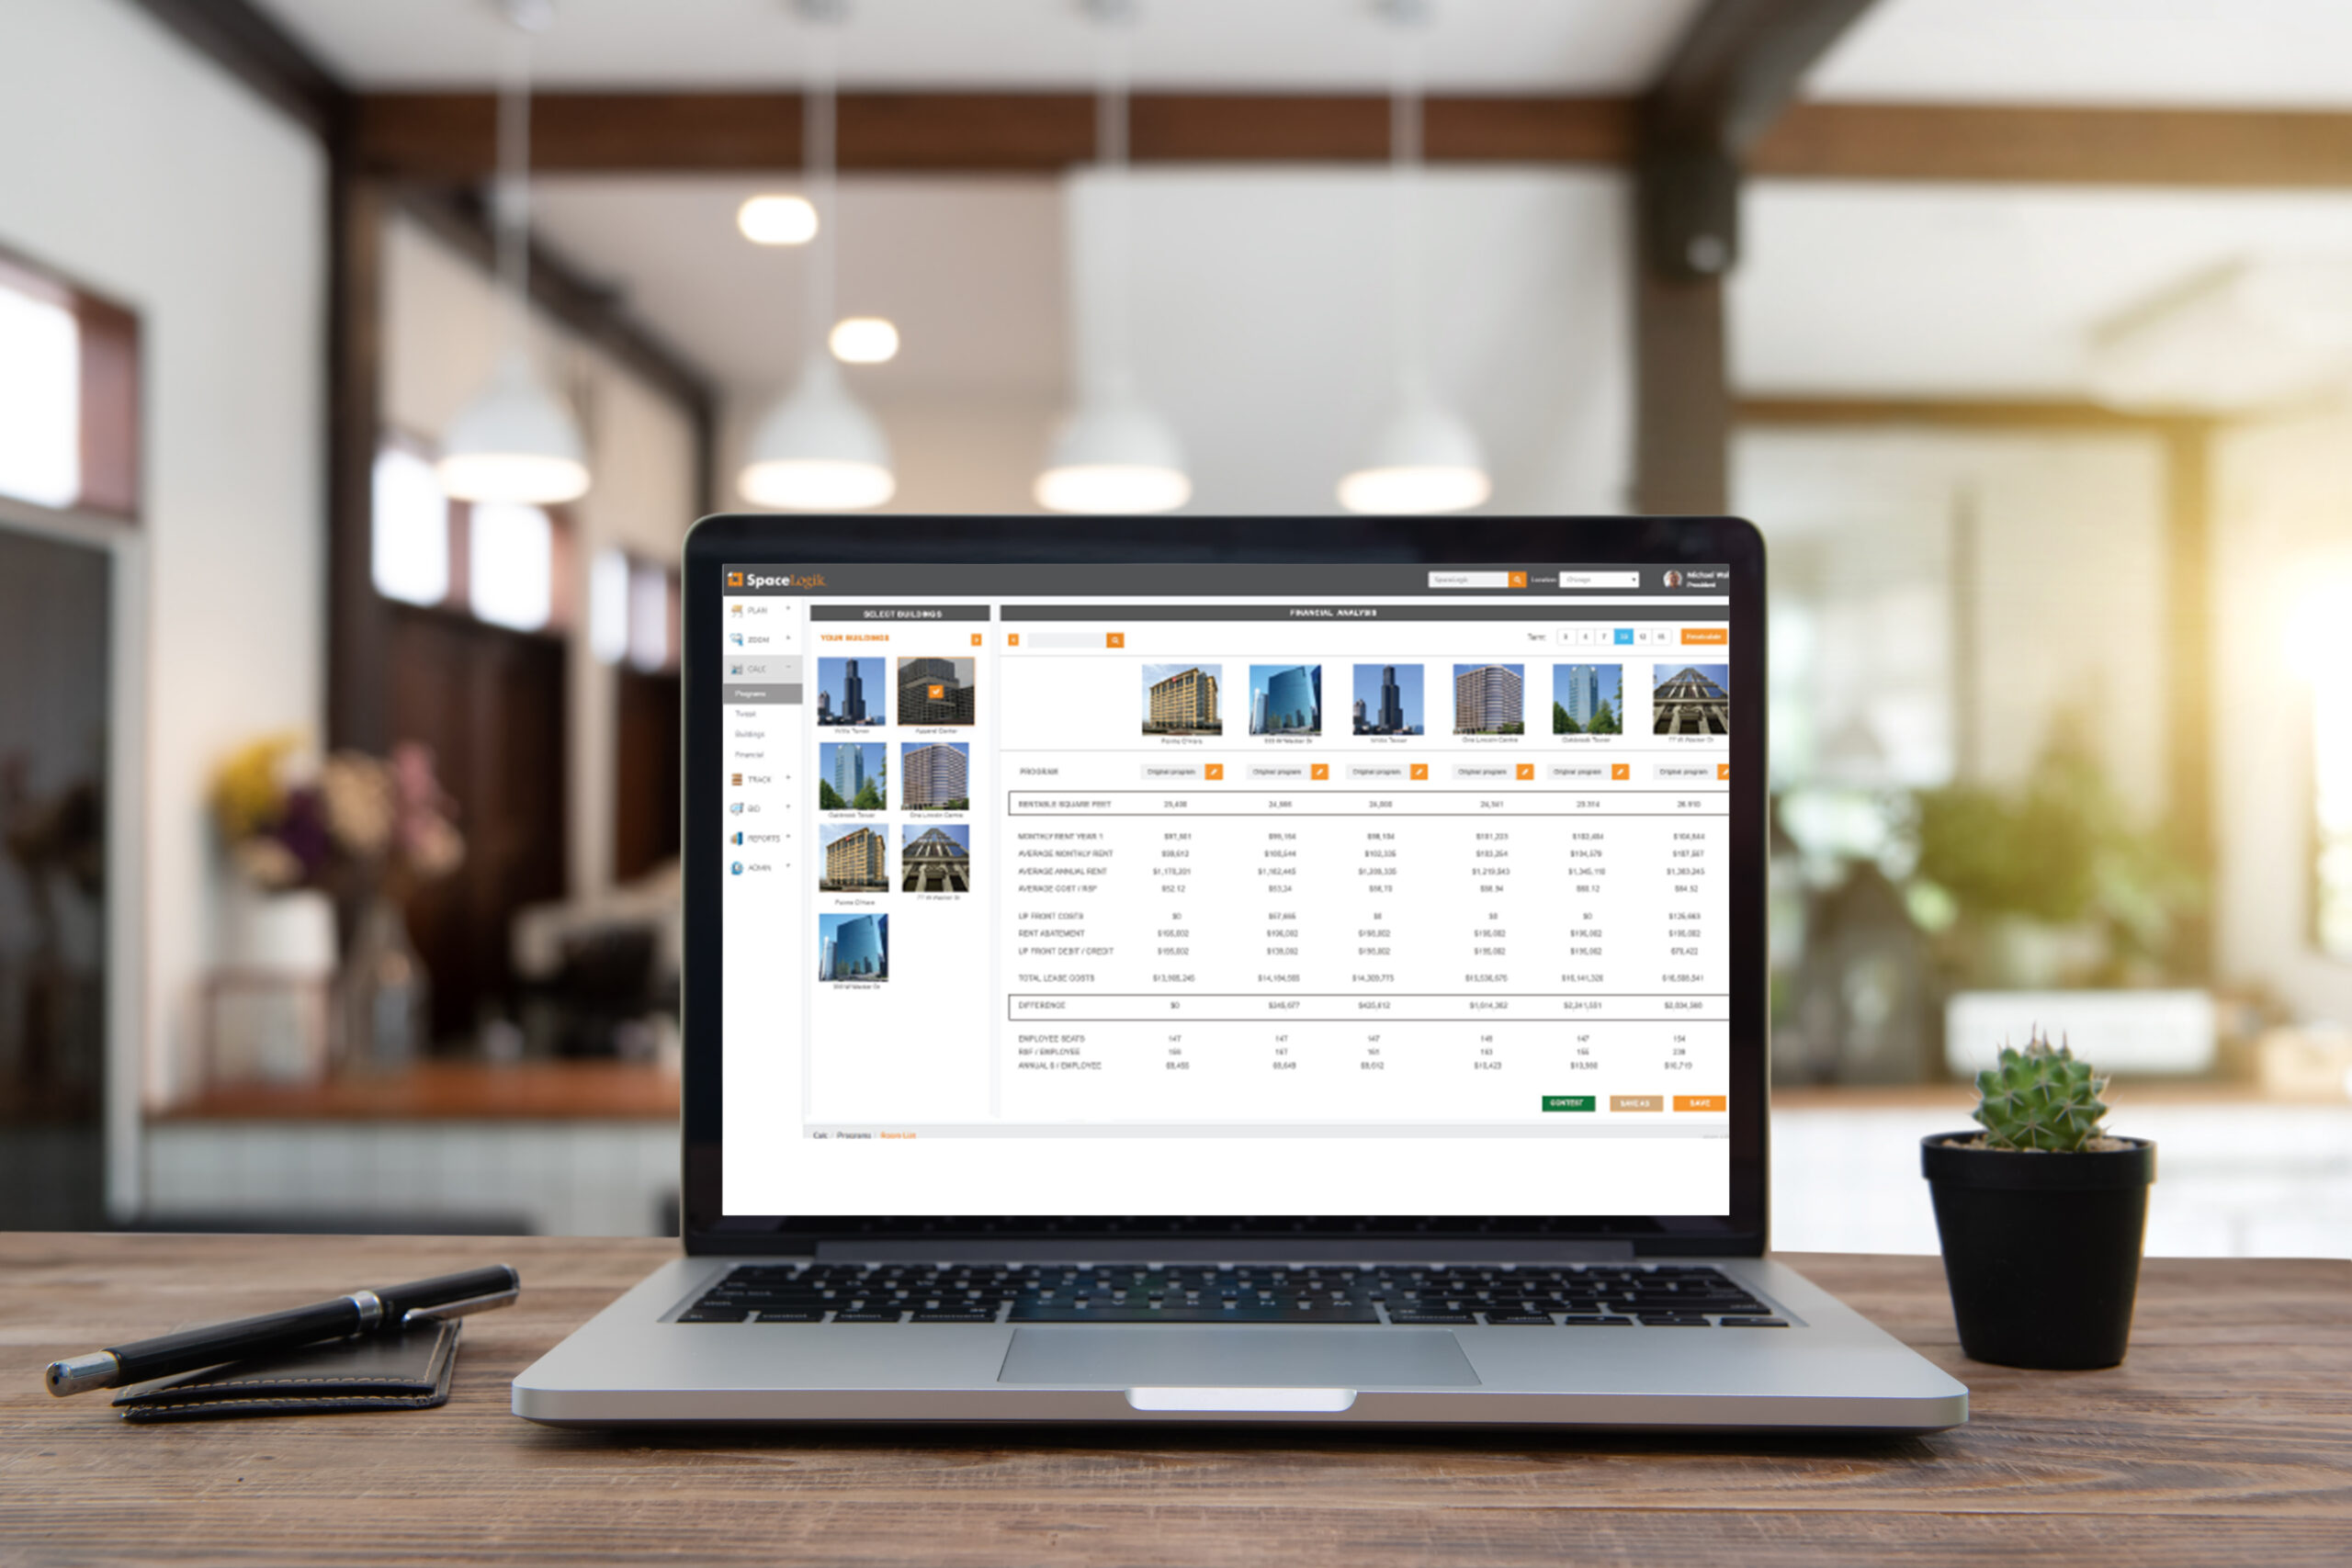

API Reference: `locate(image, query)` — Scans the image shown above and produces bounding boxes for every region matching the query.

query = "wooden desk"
[4,1235,2346,1564]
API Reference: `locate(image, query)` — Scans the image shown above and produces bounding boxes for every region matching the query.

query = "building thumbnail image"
[1554,663,1623,734]
[1249,663,1321,734]
[1453,663,1525,734]
[1351,662,1422,735]
[1141,663,1221,735]
[902,741,970,809]
[818,912,888,983]
[819,742,886,810]
[898,656,977,726]
[901,823,972,892]
[819,824,888,892]
[1654,665,1731,735]
[815,657,884,727]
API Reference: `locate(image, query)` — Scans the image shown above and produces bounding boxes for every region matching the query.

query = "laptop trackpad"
[998,1326,1479,1389]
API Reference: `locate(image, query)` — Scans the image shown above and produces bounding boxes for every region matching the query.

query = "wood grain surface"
[2,1235,2346,1565]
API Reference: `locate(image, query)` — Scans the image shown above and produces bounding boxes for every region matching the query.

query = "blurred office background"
[2,0,2347,1253]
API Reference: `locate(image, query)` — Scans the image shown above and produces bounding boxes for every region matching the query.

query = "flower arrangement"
[209,734,463,894]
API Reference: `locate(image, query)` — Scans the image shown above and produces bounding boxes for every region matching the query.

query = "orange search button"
[1674,1094,1727,1112]
[1681,627,1728,645]
[1106,632,1125,648]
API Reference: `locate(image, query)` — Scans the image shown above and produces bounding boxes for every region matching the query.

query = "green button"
[1542,1095,1596,1112]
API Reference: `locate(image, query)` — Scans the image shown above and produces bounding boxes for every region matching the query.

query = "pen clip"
[401,1288,519,1325]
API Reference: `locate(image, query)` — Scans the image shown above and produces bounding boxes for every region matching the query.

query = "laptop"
[513,513,1967,1431]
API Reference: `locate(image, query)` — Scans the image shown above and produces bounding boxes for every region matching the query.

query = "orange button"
[970,633,982,647]
[1674,1095,1727,1112]
[1409,763,1430,781]
[1515,762,1535,780]
[1681,627,1727,645]
[1508,570,1528,589]
[1203,763,1224,781]
[1007,633,1020,647]
[1106,632,1125,648]
[1310,763,1330,781]
[1717,762,1730,781]
[927,683,944,700]
[1610,1095,1663,1112]
[1610,762,1631,781]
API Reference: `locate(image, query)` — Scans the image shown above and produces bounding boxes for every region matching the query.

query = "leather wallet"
[111,1319,460,1423]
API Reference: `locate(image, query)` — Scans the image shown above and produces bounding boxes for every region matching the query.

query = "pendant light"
[1338,0,1490,515]
[738,0,895,512]
[1035,0,1191,514]
[437,0,591,507]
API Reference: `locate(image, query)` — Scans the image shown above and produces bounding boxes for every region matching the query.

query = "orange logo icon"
[726,571,744,587]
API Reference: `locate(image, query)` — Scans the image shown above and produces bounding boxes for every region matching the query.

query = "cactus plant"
[1970,1029,2109,1152]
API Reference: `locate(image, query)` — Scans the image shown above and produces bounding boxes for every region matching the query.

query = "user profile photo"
[1664,570,1684,589]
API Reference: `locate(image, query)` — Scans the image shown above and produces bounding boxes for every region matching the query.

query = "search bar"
[1428,570,1517,589]
[1558,571,1641,589]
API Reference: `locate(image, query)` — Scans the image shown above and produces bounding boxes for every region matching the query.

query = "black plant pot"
[1921,1134,2156,1371]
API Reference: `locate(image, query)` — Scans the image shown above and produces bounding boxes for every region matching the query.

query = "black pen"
[45,1264,519,1396]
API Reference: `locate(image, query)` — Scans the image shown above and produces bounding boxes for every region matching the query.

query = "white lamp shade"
[738,355,896,511]
[1338,391,1491,514]
[1035,393,1191,513]
[436,348,591,505]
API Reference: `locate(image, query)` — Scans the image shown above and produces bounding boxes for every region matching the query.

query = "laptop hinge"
[814,1239,1640,1266]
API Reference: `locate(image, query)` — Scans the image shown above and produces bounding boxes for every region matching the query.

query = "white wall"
[2212,404,2352,1025]
[382,212,702,898]
[0,0,328,1125]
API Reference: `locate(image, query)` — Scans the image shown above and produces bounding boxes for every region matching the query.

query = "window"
[370,446,450,605]
[589,547,679,672]
[373,435,571,635]
[0,247,137,519]
[469,502,554,632]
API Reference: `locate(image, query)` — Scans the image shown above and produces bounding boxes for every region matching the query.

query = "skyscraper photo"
[1351,662,1422,734]
[1553,663,1622,734]
[1453,663,1525,734]
[819,742,886,810]
[1250,663,1321,734]
[818,913,888,982]
[901,741,970,809]
[897,657,977,726]
[815,657,885,727]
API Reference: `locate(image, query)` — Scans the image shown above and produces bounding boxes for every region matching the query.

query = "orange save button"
[1673,1094,1727,1112]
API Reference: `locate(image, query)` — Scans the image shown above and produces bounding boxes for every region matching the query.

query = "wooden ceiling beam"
[353,91,1635,178]
[1756,102,2352,186]
[355,90,2352,187]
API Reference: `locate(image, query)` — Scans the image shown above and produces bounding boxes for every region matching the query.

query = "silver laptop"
[514,514,1966,1431]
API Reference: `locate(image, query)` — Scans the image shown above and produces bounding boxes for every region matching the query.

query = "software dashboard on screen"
[718,562,1735,1218]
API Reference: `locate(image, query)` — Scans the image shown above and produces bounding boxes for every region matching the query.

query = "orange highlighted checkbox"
[1409,763,1430,781]
[927,683,944,700]
[1310,763,1330,781]
[1516,763,1535,780]
[1204,763,1224,781]
[1611,763,1631,781]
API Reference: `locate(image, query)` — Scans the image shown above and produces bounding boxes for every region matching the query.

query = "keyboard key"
[1719,1317,1789,1327]
[1558,1315,1634,1325]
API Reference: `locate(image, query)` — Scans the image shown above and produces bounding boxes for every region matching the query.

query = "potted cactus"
[1921,1031,2157,1369]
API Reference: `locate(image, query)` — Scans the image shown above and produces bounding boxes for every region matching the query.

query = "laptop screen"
[715,559,1736,1220]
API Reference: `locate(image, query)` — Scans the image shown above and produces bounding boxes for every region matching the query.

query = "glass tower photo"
[1250,663,1320,734]
[819,913,888,982]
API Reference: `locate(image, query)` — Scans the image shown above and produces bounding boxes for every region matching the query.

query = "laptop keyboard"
[676,1262,1787,1326]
